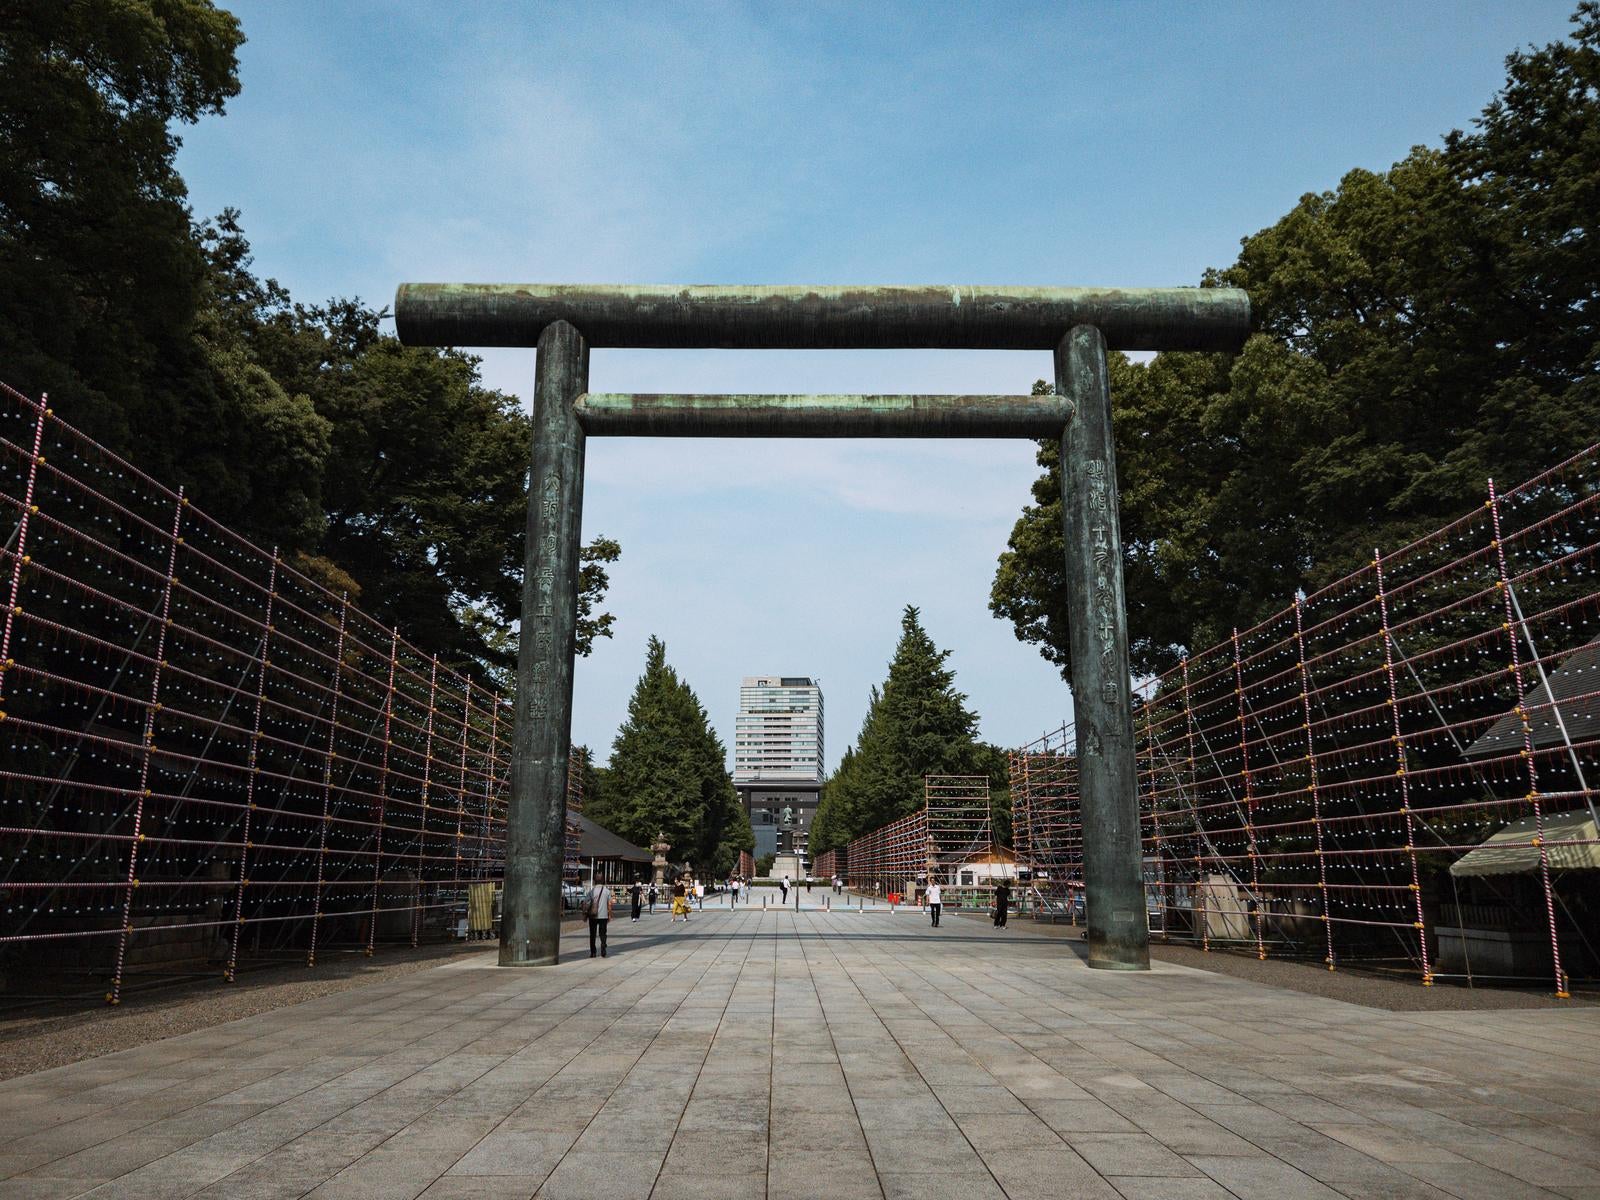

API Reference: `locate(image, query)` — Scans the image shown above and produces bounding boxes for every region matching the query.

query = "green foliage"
[992,6,1600,677]
[755,853,777,877]
[575,537,622,659]
[810,606,984,853]
[604,637,751,875]
[1443,2,1600,391]
[201,214,619,670]
[971,741,1014,850]
[578,758,616,830]
[0,6,619,678]
[564,742,600,818]
[0,1,308,532]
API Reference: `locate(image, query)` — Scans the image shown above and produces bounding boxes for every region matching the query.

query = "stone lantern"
[651,831,671,888]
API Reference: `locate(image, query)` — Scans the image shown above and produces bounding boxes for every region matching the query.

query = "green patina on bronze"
[572,393,1072,438]
[395,279,1251,973]
[395,282,1250,351]
[500,321,588,968]
[1058,326,1150,970]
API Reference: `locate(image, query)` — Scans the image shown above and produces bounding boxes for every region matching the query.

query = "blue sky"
[178,0,1579,770]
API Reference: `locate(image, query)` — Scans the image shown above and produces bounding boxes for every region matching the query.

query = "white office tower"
[733,676,824,783]
[734,677,825,871]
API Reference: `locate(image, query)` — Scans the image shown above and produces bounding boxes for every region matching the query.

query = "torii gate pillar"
[500,321,588,966]
[1059,326,1147,969]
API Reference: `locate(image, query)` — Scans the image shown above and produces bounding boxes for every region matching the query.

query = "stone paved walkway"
[2,901,1597,1199]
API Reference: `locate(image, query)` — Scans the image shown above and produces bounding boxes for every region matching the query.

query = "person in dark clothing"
[779,879,789,903]
[586,882,614,957]
[630,880,643,922]
[648,883,659,913]
[993,881,1011,928]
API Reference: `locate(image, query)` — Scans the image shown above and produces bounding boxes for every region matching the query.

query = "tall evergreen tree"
[567,743,604,824]
[605,637,751,874]
[875,606,984,805]
[811,607,983,852]
[811,693,882,855]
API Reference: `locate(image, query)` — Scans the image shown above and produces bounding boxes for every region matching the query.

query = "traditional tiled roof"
[576,814,653,863]
[1464,636,1600,760]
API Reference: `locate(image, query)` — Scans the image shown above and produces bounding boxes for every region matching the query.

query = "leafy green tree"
[0,6,619,677]
[0,2,336,541]
[0,0,241,419]
[1443,2,1600,393]
[605,637,750,874]
[811,607,984,851]
[992,7,1600,678]
[201,214,620,670]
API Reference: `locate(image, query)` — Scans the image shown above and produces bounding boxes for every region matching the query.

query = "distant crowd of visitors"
[582,874,751,958]
[580,874,1014,958]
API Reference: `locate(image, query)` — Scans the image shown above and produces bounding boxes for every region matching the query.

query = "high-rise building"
[733,676,823,783]
[733,676,824,870]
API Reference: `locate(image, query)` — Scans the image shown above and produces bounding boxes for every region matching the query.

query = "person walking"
[779,877,789,904]
[730,878,740,905]
[806,877,813,894]
[648,882,659,914]
[586,880,615,957]
[630,880,643,923]
[926,881,943,929]
[671,879,688,921]
[993,880,1011,929]
[694,880,705,910]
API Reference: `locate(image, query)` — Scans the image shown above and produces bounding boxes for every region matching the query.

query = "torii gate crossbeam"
[396,283,1250,971]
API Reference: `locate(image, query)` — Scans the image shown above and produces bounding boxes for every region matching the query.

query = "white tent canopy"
[1449,810,1600,878]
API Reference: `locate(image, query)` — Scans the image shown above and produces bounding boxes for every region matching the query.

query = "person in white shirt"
[926,881,943,928]
[586,881,615,957]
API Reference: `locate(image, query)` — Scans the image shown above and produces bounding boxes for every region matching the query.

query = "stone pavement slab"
[1,900,1597,1198]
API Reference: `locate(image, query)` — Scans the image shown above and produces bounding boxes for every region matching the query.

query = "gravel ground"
[0,941,495,1082]
[941,909,1595,1011]
[1148,940,1597,1010]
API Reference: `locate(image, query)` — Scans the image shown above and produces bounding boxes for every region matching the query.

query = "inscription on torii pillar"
[396,283,1250,971]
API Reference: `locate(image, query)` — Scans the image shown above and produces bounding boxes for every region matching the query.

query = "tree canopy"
[810,606,989,854]
[0,2,618,677]
[602,637,751,877]
[992,4,1600,678]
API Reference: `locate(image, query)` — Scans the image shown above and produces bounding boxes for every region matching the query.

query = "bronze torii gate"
[396,284,1250,971]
